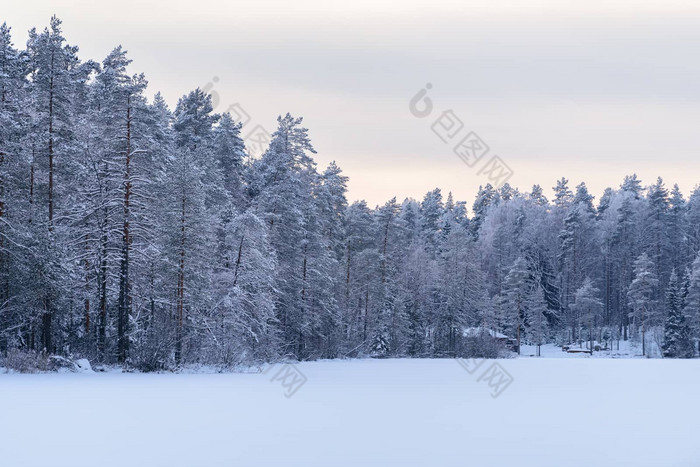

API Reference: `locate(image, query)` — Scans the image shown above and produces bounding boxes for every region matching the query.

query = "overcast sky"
[4,0,700,206]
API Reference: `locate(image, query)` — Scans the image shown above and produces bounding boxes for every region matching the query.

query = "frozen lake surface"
[1,356,698,467]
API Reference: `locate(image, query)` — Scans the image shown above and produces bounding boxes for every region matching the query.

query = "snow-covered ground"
[2,357,699,467]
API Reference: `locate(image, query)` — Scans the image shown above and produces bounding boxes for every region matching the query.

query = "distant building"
[462,327,518,352]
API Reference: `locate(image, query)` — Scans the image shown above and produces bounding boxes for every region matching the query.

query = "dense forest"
[1,17,698,369]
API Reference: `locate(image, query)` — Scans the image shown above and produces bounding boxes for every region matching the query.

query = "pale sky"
[4,0,700,207]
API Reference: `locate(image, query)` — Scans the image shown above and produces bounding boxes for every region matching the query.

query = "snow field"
[1,358,699,467]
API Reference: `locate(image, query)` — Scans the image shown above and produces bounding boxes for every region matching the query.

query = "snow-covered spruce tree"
[470,183,498,239]
[24,17,93,353]
[643,177,671,303]
[520,188,561,331]
[341,200,376,355]
[369,324,391,358]
[420,188,444,257]
[621,174,643,199]
[437,222,486,356]
[558,195,599,338]
[553,177,574,210]
[211,112,247,210]
[597,188,623,344]
[314,162,348,357]
[667,185,687,274]
[167,88,222,365]
[610,190,643,340]
[249,113,328,360]
[80,46,154,363]
[683,252,700,354]
[208,210,278,365]
[525,286,548,356]
[686,186,700,261]
[127,92,175,371]
[373,197,404,355]
[400,243,436,357]
[573,182,595,214]
[0,22,30,352]
[572,277,603,350]
[476,192,524,315]
[502,256,531,354]
[299,169,342,360]
[627,253,659,356]
[662,270,693,358]
[529,184,548,206]
[68,50,114,359]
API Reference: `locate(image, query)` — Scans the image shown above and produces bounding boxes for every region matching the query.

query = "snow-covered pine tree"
[503,256,531,354]
[210,210,278,365]
[558,199,599,336]
[525,286,548,356]
[168,88,221,364]
[552,177,573,209]
[25,16,93,353]
[419,188,444,256]
[211,112,247,209]
[683,252,700,354]
[627,253,659,356]
[667,185,687,273]
[437,223,486,355]
[250,113,320,359]
[0,22,30,352]
[470,184,498,238]
[662,270,693,358]
[572,277,603,350]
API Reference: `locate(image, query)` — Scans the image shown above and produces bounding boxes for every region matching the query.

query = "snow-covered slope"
[1,358,698,467]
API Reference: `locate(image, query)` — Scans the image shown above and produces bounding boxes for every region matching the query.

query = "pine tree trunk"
[175,195,186,365]
[345,243,351,340]
[83,237,90,336]
[0,150,5,329]
[117,98,132,364]
[516,299,521,355]
[29,149,34,224]
[381,219,390,284]
[42,49,56,354]
[641,305,646,356]
[98,217,108,359]
[299,243,308,360]
[363,288,369,343]
[48,58,54,231]
[232,236,244,287]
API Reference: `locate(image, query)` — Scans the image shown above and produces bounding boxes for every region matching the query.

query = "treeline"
[0,18,698,369]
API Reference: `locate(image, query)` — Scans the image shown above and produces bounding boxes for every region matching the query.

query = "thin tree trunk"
[641,305,646,356]
[117,97,132,363]
[381,218,390,284]
[98,216,108,359]
[84,236,90,336]
[363,288,369,343]
[175,195,186,364]
[232,236,244,287]
[42,48,56,353]
[299,243,308,359]
[0,150,5,322]
[48,49,55,231]
[29,150,34,224]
